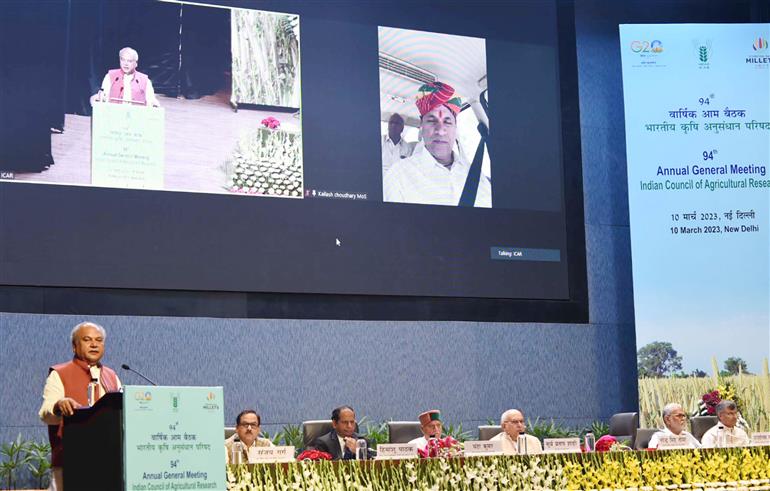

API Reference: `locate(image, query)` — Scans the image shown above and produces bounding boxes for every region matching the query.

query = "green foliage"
[526,418,578,441]
[275,423,304,454]
[358,418,389,450]
[724,356,750,375]
[637,341,683,378]
[584,420,610,439]
[691,368,708,378]
[442,422,472,442]
[25,440,51,490]
[0,434,32,490]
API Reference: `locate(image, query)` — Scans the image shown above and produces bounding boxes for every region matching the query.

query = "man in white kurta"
[381,113,414,173]
[700,400,750,448]
[408,409,443,448]
[491,409,542,455]
[383,81,491,207]
[647,403,700,449]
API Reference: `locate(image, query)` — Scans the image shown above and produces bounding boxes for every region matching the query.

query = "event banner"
[620,24,770,378]
[91,103,165,189]
[123,385,225,491]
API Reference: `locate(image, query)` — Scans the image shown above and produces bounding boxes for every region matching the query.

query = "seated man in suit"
[491,409,542,455]
[647,403,700,449]
[310,405,363,460]
[701,400,750,448]
[409,409,443,447]
[225,409,273,464]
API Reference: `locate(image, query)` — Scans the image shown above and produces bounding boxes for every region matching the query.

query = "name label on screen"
[463,440,503,456]
[248,446,295,463]
[375,443,418,460]
[543,438,581,454]
[656,435,691,450]
[751,432,770,446]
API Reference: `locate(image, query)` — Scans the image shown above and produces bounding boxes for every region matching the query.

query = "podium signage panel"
[123,386,225,491]
[248,446,295,463]
[375,443,418,460]
[543,437,581,454]
[463,439,503,456]
[91,103,165,189]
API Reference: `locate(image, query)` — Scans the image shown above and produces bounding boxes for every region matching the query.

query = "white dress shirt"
[700,424,750,448]
[490,432,543,455]
[381,135,414,173]
[647,427,701,449]
[383,148,491,207]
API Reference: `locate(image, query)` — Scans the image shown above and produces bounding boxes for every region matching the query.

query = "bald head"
[501,409,526,439]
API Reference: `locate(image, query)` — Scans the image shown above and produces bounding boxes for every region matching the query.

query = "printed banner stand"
[123,386,226,491]
[62,387,226,491]
[91,102,165,189]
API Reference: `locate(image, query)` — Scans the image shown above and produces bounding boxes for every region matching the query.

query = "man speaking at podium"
[91,47,161,107]
[38,322,122,491]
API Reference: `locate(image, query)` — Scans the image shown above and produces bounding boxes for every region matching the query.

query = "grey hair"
[661,403,683,419]
[70,321,106,345]
[500,409,523,426]
[119,47,138,61]
[715,400,737,415]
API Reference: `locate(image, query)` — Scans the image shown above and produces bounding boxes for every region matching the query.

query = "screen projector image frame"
[2,3,304,200]
[0,0,588,323]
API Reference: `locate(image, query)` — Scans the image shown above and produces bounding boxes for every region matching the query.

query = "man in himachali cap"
[408,409,444,448]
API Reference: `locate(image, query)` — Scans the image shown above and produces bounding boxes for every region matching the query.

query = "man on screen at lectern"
[491,409,543,455]
[225,409,273,464]
[408,409,444,447]
[38,321,122,491]
[90,47,161,107]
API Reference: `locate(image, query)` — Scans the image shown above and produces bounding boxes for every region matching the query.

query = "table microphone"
[121,364,158,386]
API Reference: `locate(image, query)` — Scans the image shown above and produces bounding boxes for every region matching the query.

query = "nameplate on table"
[751,432,770,446]
[375,443,418,460]
[463,440,503,456]
[656,435,691,450]
[543,438,581,454]
[248,446,295,463]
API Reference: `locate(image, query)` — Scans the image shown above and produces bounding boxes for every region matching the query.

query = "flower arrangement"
[260,116,281,129]
[695,382,742,416]
[295,449,332,461]
[417,436,462,458]
[226,127,302,197]
[594,434,617,452]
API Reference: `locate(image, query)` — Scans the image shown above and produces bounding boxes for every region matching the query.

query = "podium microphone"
[121,364,158,386]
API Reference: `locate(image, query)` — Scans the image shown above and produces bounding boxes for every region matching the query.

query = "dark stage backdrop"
[0,0,587,323]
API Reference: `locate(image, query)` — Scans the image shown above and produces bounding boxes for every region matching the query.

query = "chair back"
[690,415,718,442]
[224,426,236,440]
[633,428,658,449]
[609,412,639,447]
[302,420,333,448]
[387,421,423,443]
[478,425,503,441]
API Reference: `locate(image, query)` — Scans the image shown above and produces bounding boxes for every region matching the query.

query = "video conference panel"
[0,0,586,318]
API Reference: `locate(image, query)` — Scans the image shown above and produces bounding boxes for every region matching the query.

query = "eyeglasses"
[238,422,259,429]
[670,414,688,419]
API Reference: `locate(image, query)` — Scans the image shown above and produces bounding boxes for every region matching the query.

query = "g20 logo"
[631,40,663,53]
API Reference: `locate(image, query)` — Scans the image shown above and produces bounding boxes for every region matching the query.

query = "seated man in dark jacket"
[310,405,364,460]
